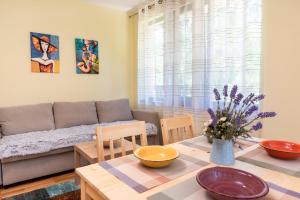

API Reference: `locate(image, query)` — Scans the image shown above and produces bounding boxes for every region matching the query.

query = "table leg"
[74,150,81,186]
[80,179,92,200]
[74,149,81,168]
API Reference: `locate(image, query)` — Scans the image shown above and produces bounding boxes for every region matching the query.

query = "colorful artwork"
[30,32,60,73]
[75,38,99,74]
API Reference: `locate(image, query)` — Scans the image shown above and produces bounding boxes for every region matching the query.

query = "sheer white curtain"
[201,0,261,108]
[137,0,261,133]
[138,1,165,108]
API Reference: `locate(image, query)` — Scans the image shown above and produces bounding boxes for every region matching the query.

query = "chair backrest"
[160,115,195,145]
[96,121,148,162]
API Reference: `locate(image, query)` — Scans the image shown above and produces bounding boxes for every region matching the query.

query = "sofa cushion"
[53,102,98,128]
[0,123,98,160]
[96,99,133,123]
[0,103,55,136]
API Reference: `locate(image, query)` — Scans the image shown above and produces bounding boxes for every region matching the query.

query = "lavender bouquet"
[204,85,276,143]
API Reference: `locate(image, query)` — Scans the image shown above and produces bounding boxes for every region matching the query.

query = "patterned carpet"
[4,180,80,200]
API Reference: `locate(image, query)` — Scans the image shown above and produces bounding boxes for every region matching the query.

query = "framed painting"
[75,38,99,74]
[30,32,60,73]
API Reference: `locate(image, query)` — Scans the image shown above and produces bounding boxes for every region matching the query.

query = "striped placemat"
[180,136,258,153]
[237,147,300,178]
[99,153,209,193]
[147,176,300,200]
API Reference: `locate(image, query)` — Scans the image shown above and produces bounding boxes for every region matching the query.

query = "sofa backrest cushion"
[96,99,133,123]
[53,101,98,128]
[0,103,55,136]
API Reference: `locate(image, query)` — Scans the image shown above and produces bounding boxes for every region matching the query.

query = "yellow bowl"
[134,146,179,168]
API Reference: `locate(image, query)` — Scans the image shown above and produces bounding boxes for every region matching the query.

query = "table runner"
[237,147,300,178]
[99,153,209,193]
[180,136,258,153]
[147,176,300,200]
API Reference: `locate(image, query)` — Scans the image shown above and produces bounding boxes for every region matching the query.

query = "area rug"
[4,180,80,200]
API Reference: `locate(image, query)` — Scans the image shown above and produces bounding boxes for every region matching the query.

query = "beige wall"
[128,14,138,107]
[0,0,136,107]
[262,0,300,142]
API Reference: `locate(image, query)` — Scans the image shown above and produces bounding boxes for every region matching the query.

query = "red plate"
[196,167,269,200]
[260,140,300,160]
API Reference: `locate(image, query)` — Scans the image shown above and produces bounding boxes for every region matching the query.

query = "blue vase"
[210,138,235,166]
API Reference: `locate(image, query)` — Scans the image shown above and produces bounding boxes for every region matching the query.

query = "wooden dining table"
[76,136,300,200]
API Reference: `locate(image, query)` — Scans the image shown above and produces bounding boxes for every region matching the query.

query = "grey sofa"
[0,99,161,186]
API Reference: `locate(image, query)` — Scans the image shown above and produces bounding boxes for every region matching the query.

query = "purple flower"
[243,93,255,105]
[245,105,258,117]
[258,112,277,118]
[253,94,265,102]
[252,122,263,131]
[213,88,221,101]
[207,108,217,126]
[223,85,228,97]
[235,117,247,126]
[234,93,244,105]
[230,85,238,99]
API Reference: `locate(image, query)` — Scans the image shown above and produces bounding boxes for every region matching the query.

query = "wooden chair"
[160,115,195,145]
[96,121,148,162]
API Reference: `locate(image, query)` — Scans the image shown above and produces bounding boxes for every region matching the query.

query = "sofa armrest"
[131,110,162,145]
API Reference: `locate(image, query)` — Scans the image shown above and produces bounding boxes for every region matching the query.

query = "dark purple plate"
[196,167,269,200]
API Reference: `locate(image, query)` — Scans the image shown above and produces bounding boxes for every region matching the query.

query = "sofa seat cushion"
[0,103,55,136]
[0,121,157,161]
[53,102,98,129]
[0,124,98,160]
[96,99,133,123]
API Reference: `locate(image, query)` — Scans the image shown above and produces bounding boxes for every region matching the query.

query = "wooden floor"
[0,172,76,199]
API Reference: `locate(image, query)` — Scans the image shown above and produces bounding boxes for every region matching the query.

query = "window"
[176,4,193,106]
[138,14,165,106]
[138,4,193,107]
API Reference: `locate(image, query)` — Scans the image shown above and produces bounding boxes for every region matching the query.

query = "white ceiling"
[83,0,146,11]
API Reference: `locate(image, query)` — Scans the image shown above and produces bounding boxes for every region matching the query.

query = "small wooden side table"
[74,140,138,168]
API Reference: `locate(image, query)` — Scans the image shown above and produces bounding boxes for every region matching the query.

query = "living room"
[0,0,299,199]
